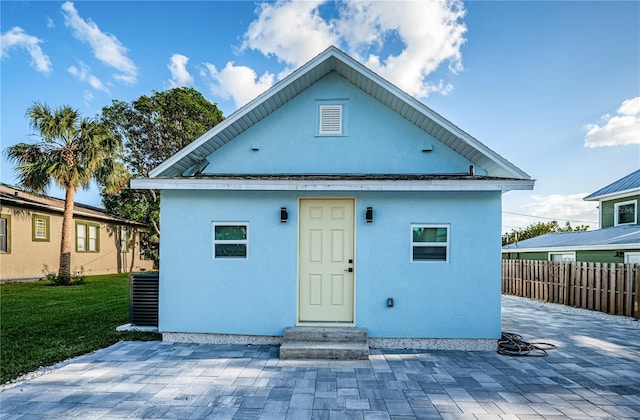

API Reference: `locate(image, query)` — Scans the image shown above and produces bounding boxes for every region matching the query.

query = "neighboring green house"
[503,169,640,264]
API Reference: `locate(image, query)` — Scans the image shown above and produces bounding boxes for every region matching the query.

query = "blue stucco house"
[132,46,534,350]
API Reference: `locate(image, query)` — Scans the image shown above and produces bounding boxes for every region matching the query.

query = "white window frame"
[624,252,640,264]
[120,227,129,253]
[548,252,576,262]
[410,224,450,262]
[614,200,637,226]
[212,222,249,259]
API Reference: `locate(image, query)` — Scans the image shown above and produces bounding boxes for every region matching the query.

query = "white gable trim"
[149,47,531,181]
[132,177,534,192]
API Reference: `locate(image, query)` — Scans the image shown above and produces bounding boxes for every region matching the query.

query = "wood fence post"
[624,264,632,317]
[634,264,640,319]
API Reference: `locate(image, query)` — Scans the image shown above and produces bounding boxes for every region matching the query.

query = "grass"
[0,273,161,384]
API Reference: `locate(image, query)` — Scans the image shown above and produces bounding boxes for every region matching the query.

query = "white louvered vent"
[319,105,343,135]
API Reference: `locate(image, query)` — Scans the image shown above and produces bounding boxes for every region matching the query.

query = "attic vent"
[319,105,343,135]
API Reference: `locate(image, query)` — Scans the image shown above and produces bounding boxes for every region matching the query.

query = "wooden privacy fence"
[502,260,640,319]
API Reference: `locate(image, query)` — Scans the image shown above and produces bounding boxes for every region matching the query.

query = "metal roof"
[0,184,145,226]
[584,169,640,201]
[149,46,531,180]
[502,223,640,250]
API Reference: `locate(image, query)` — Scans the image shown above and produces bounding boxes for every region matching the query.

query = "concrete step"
[283,327,367,343]
[279,341,370,360]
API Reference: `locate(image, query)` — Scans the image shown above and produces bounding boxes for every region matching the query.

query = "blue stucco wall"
[202,72,482,176]
[158,190,502,339]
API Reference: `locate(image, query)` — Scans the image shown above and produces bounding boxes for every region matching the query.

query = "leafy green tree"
[502,220,589,246]
[5,102,126,282]
[99,87,224,264]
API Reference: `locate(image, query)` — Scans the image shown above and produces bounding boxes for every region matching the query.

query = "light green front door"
[298,199,355,323]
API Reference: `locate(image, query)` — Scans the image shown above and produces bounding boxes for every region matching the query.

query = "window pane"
[618,203,636,224]
[215,225,247,241]
[413,246,447,261]
[413,227,447,243]
[215,244,247,258]
[0,218,6,252]
[89,225,98,251]
[77,224,86,251]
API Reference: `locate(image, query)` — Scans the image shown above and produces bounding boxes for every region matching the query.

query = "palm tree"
[5,102,127,282]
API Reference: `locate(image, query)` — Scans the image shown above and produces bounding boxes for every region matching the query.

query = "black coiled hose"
[497,332,556,357]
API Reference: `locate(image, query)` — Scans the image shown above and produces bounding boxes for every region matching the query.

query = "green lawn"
[0,274,161,384]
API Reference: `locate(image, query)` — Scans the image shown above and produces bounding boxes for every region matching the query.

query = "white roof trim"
[132,177,534,192]
[502,243,640,253]
[149,46,531,180]
[583,188,640,202]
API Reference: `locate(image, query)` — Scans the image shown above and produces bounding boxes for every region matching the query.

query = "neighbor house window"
[411,224,449,262]
[615,200,637,225]
[213,223,248,259]
[317,100,348,136]
[0,215,10,253]
[76,221,100,252]
[120,227,128,253]
[548,252,575,262]
[624,252,640,264]
[32,214,50,242]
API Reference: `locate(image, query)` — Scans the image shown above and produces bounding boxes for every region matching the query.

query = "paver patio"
[2,295,639,419]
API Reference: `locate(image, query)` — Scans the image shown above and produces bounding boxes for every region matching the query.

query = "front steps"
[279,327,369,360]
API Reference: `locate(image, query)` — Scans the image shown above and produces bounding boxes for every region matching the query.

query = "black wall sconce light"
[365,207,373,223]
[280,207,288,223]
[387,298,394,308]
[615,250,624,258]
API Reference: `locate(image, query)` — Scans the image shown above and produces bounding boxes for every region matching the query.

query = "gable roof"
[584,169,640,201]
[148,46,530,181]
[0,184,145,226]
[502,223,640,252]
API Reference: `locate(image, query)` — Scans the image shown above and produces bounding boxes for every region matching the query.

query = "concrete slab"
[2,296,640,419]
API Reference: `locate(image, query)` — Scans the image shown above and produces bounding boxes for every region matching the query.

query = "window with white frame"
[615,200,637,225]
[120,227,128,253]
[213,223,248,259]
[411,225,449,262]
[624,252,640,264]
[548,252,575,262]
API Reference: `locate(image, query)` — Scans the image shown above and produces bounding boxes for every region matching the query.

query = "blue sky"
[2,1,639,234]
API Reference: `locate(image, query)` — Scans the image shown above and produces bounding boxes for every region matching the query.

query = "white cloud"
[0,27,52,74]
[504,193,599,232]
[336,1,466,97]
[242,0,339,70]
[584,96,640,148]
[68,62,109,92]
[167,54,193,88]
[61,1,137,84]
[206,0,467,110]
[202,62,274,109]
[47,17,55,29]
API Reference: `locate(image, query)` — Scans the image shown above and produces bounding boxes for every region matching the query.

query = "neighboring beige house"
[0,184,154,282]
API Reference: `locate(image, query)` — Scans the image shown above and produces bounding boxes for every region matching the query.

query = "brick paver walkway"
[1,296,639,419]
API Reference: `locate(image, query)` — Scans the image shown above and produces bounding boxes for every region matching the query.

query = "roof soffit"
[149,46,530,180]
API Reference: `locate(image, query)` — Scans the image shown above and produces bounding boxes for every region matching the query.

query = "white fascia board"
[131,177,535,192]
[502,243,640,253]
[583,188,640,202]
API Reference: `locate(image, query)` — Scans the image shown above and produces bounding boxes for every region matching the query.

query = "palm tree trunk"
[59,186,76,279]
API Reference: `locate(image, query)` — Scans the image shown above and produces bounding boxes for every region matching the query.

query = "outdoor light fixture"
[387,298,394,308]
[615,250,624,258]
[280,207,288,223]
[365,207,373,223]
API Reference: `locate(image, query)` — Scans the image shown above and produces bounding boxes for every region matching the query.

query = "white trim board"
[131,177,534,192]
